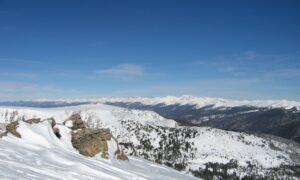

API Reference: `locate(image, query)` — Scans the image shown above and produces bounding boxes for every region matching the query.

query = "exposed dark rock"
[115,148,129,161]
[45,117,56,128]
[53,127,61,139]
[24,118,41,124]
[64,114,86,130]
[1,118,57,139]
[5,121,21,138]
[71,128,112,158]
[0,132,7,138]
[112,136,129,161]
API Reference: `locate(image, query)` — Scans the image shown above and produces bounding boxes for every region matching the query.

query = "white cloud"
[0,81,80,101]
[269,68,300,78]
[95,64,144,79]
[195,60,206,65]
[243,51,257,59]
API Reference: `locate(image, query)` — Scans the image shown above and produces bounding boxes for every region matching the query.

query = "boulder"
[5,121,21,138]
[71,128,112,158]
[115,148,129,161]
[64,114,86,130]
[0,132,7,138]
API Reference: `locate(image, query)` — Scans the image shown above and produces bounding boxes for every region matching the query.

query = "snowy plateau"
[0,102,299,179]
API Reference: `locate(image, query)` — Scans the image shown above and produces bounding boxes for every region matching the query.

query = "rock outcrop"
[71,128,112,158]
[67,113,128,160]
[64,114,85,130]
[24,118,41,124]
[115,148,129,161]
[0,113,128,161]
[0,118,50,138]
[46,117,56,128]
[4,121,20,138]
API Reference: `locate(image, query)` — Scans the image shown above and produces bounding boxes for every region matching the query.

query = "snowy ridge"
[0,118,196,179]
[0,104,177,128]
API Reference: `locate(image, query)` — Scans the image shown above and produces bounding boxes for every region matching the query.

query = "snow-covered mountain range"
[2,95,300,109]
[96,95,300,110]
[0,104,299,179]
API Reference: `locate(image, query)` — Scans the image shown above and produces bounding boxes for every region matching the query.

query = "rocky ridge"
[0,113,128,161]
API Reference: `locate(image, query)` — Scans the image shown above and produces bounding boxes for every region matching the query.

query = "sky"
[0,0,300,101]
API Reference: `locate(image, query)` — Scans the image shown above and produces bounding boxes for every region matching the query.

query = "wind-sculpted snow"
[0,104,299,179]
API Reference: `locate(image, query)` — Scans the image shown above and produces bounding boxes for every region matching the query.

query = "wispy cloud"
[0,81,36,93]
[243,51,257,59]
[269,68,300,78]
[0,81,81,101]
[195,51,300,79]
[95,64,144,79]
[0,58,41,64]
[0,72,38,79]
[195,60,206,65]
[221,66,240,72]
[195,51,258,74]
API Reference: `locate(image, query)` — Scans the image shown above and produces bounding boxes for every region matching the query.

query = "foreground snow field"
[0,120,197,180]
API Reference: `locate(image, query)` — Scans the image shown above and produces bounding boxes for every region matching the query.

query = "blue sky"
[0,0,300,100]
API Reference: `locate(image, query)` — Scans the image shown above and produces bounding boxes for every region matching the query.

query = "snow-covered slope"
[0,104,299,179]
[0,120,196,180]
[90,96,300,144]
